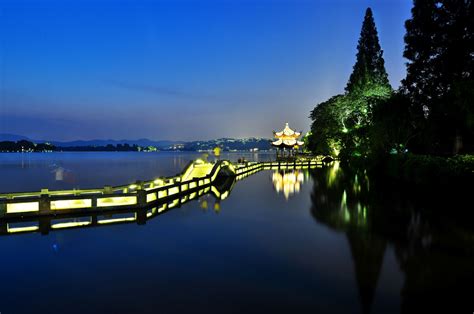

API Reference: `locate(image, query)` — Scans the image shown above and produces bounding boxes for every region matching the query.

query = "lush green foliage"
[308,8,392,158]
[309,2,474,159]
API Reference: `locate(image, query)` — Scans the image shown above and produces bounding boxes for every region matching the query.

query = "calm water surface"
[0,152,472,314]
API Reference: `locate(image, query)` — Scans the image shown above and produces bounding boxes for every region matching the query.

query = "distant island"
[0,134,273,153]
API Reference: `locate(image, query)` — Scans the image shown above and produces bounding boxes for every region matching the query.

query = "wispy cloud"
[106,80,218,101]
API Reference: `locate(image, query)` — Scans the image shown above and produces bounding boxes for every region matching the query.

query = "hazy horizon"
[0,0,412,141]
[0,131,274,142]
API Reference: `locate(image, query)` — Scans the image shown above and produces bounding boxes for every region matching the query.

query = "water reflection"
[310,162,474,313]
[2,156,474,313]
[271,170,307,199]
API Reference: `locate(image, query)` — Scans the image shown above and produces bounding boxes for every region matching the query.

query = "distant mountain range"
[0,133,181,148]
[0,134,273,151]
[0,133,31,142]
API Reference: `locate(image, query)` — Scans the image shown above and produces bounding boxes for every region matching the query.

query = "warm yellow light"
[51,199,92,210]
[51,221,91,229]
[147,193,157,203]
[195,159,205,164]
[98,216,136,224]
[168,187,179,195]
[97,196,137,207]
[211,186,221,198]
[168,199,180,208]
[154,179,164,185]
[7,225,39,233]
[7,202,39,213]
[272,170,305,200]
[220,191,229,200]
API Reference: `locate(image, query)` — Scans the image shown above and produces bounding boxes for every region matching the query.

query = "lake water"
[0,152,473,314]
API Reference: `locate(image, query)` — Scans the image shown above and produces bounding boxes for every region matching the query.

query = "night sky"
[0,0,412,141]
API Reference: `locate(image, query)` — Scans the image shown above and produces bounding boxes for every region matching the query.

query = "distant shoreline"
[0,138,273,153]
[0,150,276,154]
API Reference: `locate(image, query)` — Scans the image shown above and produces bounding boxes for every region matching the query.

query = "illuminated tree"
[309,7,392,157]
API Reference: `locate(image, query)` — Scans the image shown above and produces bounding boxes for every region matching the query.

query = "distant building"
[271,123,304,157]
[170,144,185,150]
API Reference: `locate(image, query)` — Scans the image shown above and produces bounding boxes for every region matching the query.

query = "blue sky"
[0,0,413,141]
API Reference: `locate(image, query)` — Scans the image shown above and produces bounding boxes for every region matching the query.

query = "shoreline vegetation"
[307,5,474,181]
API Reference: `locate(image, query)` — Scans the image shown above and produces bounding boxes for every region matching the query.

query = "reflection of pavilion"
[272,123,304,158]
[272,170,306,200]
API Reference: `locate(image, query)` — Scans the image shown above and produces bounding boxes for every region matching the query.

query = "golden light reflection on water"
[272,170,306,200]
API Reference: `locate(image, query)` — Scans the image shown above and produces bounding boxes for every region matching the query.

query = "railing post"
[136,181,146,207]
[0,220,7,235]
[91,196,97,209]
[136,209,147,225]
[103,185,113,194]
[0,201,6,218]
[39,189,50,214]
[91,214,98,226]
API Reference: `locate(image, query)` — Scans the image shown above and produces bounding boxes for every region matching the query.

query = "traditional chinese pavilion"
[272,122,304,157]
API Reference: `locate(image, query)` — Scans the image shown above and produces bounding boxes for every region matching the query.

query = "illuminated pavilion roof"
[272,122,304,148]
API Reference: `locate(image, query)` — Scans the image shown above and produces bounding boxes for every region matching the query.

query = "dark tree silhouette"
[402,0,474,153]
[346,8,391,95]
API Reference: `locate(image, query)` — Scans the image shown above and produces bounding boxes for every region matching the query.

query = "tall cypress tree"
[308,8,392,157]
[346,8,391,95]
